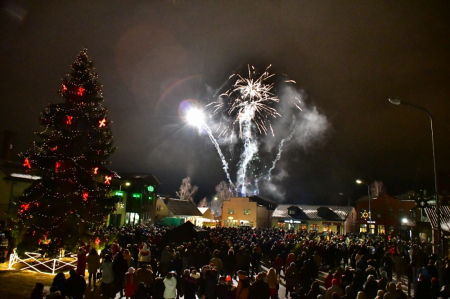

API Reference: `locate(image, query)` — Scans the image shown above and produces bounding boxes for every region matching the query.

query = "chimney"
[1,131,17,161]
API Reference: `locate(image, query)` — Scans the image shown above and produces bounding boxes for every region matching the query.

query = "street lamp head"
[356,180,363,184]
[388,98,402,105]
[125,182,131,186]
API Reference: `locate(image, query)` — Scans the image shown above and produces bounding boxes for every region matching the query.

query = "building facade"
[221,196,275,228]
[355,194,418,237]
[271,205,356,234]
[155,197,204,226]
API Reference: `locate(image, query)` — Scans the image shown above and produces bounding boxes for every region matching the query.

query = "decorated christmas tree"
[14,48,116,254]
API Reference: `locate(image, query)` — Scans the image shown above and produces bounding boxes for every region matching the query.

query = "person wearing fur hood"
[138,243,151,268]
[164,271,178,299]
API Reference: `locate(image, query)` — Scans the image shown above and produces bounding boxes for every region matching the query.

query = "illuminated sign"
[284,220,302,224]
[132,193,141,198]
[115,191,124,196]
[147,185,154,192]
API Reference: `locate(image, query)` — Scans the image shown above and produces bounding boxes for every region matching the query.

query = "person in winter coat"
[249,272,270,299]
[160,246,173,276]
[113,251,129,298]
[307,281,324,299]
[51,272,66,298]
[377,271,389,293]
[204,269,219,299]
[101,254,115,299]
[131,282,151,299]
[124,267,137,299]
[324,271,334,290]
[138,243,151,268]
[123,249,132,268]
[286,252,295,269]
[65,269,87,299]
[274,254,283,276]
[76,244,89,276]
[224,249,236,278]
[86,248,101,287]
[181,269,197,299]
[266,268,280,299]
[135,263,154,287]
[363,275,378,299]
[30,282,45,299]
[325,279,343,299]
[164,272,177,299]
[236,270,251,299]
[210,250,224,275]
[153,277,165,299]
[383,282,401,299]
[285,262,299,298]
[216,276,236,299]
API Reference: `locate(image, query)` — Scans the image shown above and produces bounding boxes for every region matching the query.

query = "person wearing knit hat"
[124,267,136,299]
[325,278,343,299]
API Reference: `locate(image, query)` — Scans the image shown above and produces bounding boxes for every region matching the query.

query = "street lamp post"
[388,97,443,285]
[356,180,371,221]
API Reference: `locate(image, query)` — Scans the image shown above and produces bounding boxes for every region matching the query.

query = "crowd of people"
[29,225,450,299]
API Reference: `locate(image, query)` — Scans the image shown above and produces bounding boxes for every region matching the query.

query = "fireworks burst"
[184,64,313,198]
[211,65,281,138]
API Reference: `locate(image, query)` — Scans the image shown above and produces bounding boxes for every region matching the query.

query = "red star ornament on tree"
[77,87,85,96]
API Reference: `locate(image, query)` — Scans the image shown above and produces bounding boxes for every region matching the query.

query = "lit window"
[244,209,251,215]
[360,224,367,233]
[228,209,234,215]
[310,224,319,231]
[369,224,375,234]
[377,225,385,234]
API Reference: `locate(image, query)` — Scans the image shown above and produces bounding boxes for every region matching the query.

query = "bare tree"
[176,177,198,202]
[197,197,208,207]
[210,181,233,216]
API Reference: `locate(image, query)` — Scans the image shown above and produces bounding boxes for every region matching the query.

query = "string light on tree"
[15,48,117,254]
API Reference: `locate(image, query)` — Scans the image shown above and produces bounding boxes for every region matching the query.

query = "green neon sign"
[132,193,142,198]
[148,196,153,200]
[115,191,124,196]
[147,185,154,192]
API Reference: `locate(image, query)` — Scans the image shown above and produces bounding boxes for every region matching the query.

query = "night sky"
[1,1,449,205]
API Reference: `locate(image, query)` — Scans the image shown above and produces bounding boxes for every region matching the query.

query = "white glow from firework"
[186,108,205,127]
[185,107,233,184]
[213,65,281,137]
[266,129,295,181]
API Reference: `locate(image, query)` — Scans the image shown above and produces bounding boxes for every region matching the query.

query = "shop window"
[301,224,307,230]
[310,224,319,231]
[377,225,385,234]
[360,224,367,233]
[228,208,234,215]
[243,209,251,215]
[369,224,375,234]
[323,224,329,232]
